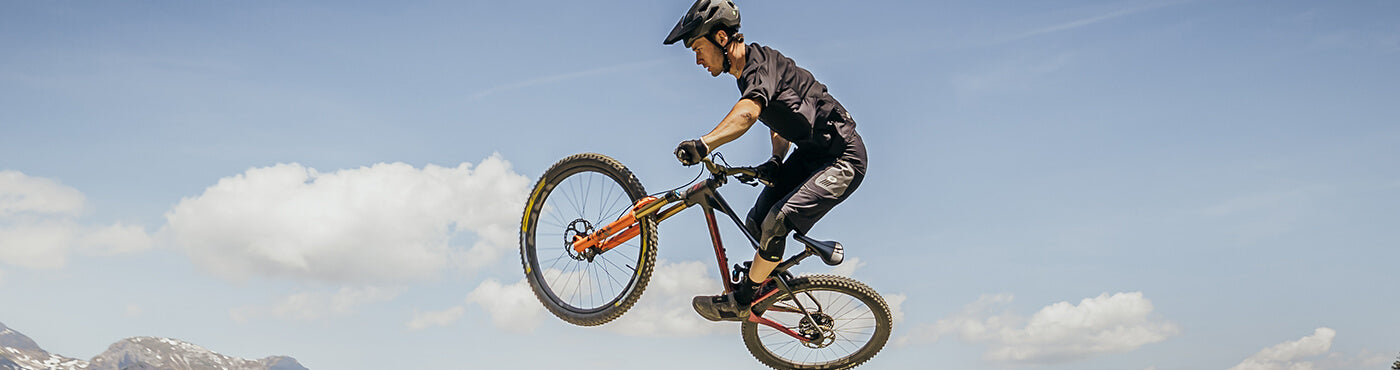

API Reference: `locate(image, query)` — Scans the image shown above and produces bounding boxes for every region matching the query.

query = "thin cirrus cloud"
[997,0,1199,44]
[899,291,1180,365]
[466,58,667,101]
[163,154,530,284]
[0,170,153,269]
[229,286,400,323]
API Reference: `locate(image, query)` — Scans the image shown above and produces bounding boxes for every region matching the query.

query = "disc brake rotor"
[799,312,837,349]
[563,219,593,261]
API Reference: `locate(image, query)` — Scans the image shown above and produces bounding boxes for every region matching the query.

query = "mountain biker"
[666,0,868,322]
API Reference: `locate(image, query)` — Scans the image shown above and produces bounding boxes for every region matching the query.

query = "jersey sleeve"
[738,48,774,107]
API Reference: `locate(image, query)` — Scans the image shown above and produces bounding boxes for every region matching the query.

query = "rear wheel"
[742,275,892,370]
[520,153,657,326]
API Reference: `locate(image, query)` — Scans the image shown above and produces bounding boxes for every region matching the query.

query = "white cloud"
[1228,330,1392,370]
[406,306,467,330]
[466,278,543,333]
[901,292,1179,365]
[0,171,152,269]
[0,170,85,217]
[605,260,722,337]
[0,220,75,268]
[163,154,529,283]
[824,256,866,278]
[230,286,399,322]
[1229,328,1335,370]
[451,260,725,336]
[885,293,907,325]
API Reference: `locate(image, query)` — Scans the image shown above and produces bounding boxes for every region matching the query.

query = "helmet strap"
[706,32,732,75]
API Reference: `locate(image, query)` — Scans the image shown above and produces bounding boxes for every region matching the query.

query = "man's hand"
[675,139,708,166]
[754,155,781,181]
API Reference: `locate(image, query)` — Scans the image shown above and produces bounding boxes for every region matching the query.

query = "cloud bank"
[902,292,1179,365]
[164,154,529,283]
[413,259,731,336]
[0,170,152,269]
[465,278,545,333]
[603,260,723,337]
[1226,328,1389,370]
[1230,327,1335,370]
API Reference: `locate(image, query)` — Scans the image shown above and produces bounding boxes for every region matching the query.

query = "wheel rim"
[755,288,880,366]
[528,167,648,314]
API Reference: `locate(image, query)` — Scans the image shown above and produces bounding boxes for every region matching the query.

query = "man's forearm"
[700,98,763,150]
[770,130,790,159]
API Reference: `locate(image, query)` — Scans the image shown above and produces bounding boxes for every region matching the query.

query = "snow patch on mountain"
[0,321,304,370]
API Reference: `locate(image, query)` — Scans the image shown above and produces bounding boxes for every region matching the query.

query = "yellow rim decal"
[521,181,546,233]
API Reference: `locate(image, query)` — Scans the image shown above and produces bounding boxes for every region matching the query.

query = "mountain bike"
[519,152,891,370]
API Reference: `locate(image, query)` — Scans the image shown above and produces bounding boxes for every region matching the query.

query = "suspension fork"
[569,190,690,256]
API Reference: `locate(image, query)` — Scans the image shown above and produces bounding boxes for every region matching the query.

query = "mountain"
[0,322,87,370]
[0,322,307,370]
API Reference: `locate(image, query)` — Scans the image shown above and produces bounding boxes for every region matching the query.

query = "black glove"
[737,155,781,187]
[754,155,781,181]
[675,139,708,166]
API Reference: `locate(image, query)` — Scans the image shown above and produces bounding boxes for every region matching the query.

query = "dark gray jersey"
[737,43,854,158]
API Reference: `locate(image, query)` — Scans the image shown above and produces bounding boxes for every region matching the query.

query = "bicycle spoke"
[750,283,887,368]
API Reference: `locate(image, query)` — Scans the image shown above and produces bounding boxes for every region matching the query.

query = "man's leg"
[743,158,864,304]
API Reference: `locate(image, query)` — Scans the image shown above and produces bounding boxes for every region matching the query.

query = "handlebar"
[700,155,771,187]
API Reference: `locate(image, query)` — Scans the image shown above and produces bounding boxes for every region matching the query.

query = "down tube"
[703,205,734,294]
[704,192,761,250]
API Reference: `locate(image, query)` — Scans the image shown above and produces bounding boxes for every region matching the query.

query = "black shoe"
[748,280,780,316]
[692,292,750,322]
[693,279,784,322]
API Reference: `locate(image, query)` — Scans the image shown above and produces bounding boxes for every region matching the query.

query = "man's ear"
[714,30,729,46]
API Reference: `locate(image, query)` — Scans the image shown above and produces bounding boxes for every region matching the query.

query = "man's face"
[689,36,724,77]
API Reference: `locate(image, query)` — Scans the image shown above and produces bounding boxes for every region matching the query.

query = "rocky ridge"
[0,322,306,370]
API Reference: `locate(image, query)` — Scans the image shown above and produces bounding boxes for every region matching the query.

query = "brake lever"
[733,168,773,187]
[735,173,761,186]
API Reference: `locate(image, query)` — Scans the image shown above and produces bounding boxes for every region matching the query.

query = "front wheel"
[742,275,892,370]
[520,153,657,326]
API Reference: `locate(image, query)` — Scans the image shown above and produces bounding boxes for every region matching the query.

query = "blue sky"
[2,0,1398,369]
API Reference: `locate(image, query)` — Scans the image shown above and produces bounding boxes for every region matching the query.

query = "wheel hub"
[564,219,594,261]
[798,312,836,348]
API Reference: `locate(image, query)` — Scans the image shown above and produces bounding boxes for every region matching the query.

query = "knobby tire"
[742,275,892,370]
[519,153,658,326]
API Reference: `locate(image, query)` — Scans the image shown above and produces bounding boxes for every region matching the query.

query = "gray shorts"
[745,127,867,261]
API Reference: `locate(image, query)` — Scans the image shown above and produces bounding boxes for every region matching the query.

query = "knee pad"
[757,209,792,262]
[745,214,763,246]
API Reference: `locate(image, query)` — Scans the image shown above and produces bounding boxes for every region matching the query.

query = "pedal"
[731,261,751,282]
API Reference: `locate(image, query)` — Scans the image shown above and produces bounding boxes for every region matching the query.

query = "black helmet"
[664,0,740,47]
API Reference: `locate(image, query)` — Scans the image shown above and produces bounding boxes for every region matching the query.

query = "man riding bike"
[666,0,869,322]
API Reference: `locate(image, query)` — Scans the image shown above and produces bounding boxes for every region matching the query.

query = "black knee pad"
[757,210,792,262]
[745,214,763,247]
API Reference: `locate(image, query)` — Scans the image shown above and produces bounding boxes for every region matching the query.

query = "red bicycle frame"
[568,160,821,343]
